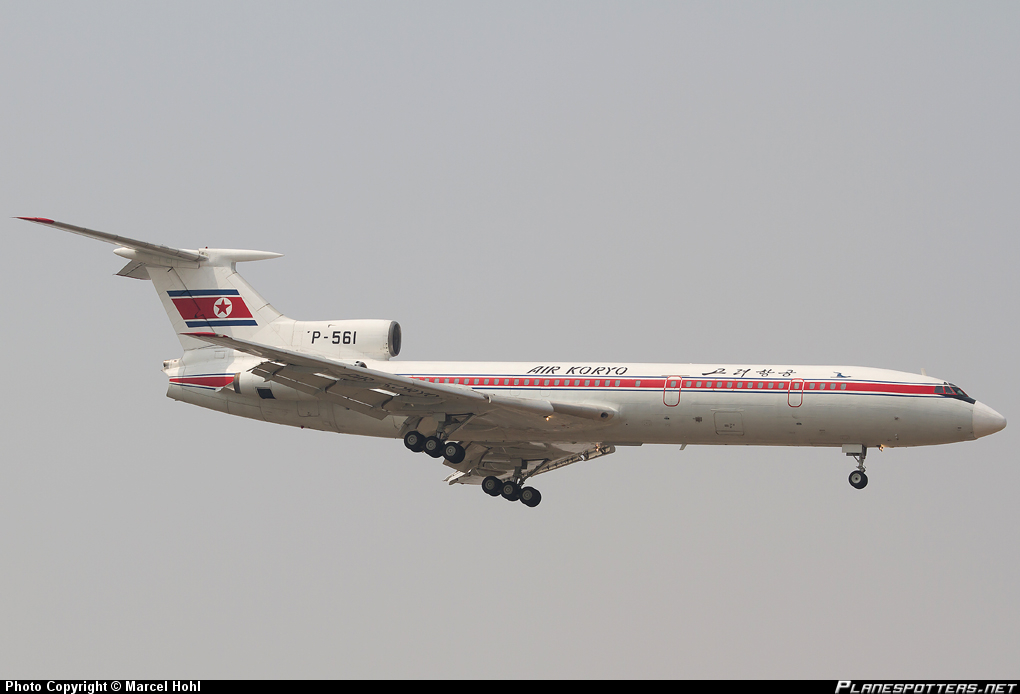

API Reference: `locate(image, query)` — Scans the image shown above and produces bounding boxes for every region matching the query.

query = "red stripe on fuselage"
[405,376,940,396]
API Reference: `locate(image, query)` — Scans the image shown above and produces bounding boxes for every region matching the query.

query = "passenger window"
[513,379,519,386]
[615,380,621,387]
[584,380,590,386]
[767,382,774,389]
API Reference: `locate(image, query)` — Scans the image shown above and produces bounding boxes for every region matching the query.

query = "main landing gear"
[847,446,869,490]
[482,475,542,508]
[403,430,465,464]
[404,429,543,508]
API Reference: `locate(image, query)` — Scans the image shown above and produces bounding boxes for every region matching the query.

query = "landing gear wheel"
[482,476,502,497]
[848,470,869,489]
[519,487,542,507]
[500,481,522,502]
[423,436,445,458]
[442,442,466,464]
[403,431,426,453]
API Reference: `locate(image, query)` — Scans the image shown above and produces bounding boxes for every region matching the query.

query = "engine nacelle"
[291,319,401,360]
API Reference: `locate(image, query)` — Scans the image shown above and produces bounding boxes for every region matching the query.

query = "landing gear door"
[663,376,683,407]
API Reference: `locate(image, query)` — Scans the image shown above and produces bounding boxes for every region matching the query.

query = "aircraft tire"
[848,470,869,489]
[482,476,502,496]
[501,481,522,502]
[423,436,445,458]
[443,442,466,464]
[404,431,426,453]
[520,487,542,507]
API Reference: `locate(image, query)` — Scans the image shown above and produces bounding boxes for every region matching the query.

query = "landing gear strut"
[847,446,868,490]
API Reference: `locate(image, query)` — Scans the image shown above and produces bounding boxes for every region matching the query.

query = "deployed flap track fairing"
[16,217,1007,508]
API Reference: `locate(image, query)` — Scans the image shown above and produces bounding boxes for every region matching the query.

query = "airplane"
[15,217,1007,507]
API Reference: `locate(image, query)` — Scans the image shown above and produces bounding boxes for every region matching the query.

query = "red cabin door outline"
[663,376,683,407]
[788,379,804,407]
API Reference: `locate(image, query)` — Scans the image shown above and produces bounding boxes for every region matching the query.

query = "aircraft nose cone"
[973,401,1007,439]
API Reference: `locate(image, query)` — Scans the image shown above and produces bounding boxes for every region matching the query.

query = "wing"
[186,329,616,432]
[185,332,619,483]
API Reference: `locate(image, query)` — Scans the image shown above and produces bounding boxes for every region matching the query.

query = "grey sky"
[1,1,1017,677]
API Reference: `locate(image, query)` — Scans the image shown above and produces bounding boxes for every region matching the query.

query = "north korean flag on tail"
[168,289,257,328]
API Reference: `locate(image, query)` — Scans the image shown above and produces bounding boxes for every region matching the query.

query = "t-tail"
[15,217,287,351]
[14,217,402,361]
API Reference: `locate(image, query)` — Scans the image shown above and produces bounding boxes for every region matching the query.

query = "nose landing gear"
[846,445,869,490]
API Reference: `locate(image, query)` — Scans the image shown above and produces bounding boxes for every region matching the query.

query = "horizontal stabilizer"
[16,217,204,261]
[15,217,283,268]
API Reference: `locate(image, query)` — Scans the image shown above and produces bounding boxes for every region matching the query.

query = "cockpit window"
[938,383,975,404]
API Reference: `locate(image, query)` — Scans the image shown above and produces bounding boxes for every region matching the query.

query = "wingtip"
[15,216,55,224]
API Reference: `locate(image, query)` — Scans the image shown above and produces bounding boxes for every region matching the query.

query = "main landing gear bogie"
[483,475,542,508]
[403,430,465,464]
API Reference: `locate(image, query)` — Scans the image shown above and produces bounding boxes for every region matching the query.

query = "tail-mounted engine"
[292,319,401,360]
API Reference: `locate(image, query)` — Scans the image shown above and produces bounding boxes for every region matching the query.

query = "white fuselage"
[165,355,984,449]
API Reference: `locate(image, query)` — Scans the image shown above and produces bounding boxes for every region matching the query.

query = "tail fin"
[16,217,290,350]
